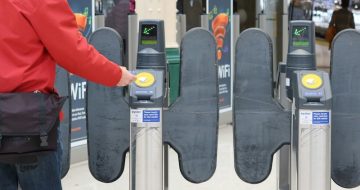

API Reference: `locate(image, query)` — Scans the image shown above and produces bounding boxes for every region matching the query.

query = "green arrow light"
[294,27,306,36]
[143,26,155,35]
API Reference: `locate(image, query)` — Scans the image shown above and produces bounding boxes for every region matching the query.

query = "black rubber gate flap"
[55,66,71,178]
[164,28,219,183]
[233,28,291,184]
[87,27,129,183]
[331,29,360,188]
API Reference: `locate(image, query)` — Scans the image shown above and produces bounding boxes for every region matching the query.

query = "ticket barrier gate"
[86,21,219,188]
[234,29,330,187]
[281,27,360,189]
[234,29,330,189]
[234,27,360,190]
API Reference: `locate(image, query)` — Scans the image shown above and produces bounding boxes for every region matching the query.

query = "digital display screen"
[292,26,310,47]
[141,24,158,45]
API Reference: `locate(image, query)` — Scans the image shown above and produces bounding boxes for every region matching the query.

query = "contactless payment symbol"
[301,74,323,89]
[135,72,155,88]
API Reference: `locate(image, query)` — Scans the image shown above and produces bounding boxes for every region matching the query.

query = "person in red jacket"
[0,0,135,189]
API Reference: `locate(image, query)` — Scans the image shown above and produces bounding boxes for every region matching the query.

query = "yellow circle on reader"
[301,74,323,89]
[135,72,155,88]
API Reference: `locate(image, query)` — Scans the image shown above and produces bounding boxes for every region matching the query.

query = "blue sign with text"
[143,110,160,122]
[313,112,330,124]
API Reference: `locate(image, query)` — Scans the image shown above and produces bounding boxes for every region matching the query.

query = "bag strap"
[38,93,48,147]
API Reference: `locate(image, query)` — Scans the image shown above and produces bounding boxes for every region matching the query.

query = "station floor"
[62,125,358,190]
[316,38,331,71]
[61,39,357,190]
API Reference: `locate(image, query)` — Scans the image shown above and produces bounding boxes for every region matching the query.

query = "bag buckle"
[40,133,48,147]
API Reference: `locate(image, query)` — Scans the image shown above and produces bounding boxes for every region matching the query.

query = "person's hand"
[117,66,136,86]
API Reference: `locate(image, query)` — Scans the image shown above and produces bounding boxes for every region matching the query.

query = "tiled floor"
[316,38,331,71]
[62,125,359,190]
[61,125,276,190]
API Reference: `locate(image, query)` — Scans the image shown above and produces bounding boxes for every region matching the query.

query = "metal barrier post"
[291,71,331,190]
[128,14,138,70]
[129,20,166,190]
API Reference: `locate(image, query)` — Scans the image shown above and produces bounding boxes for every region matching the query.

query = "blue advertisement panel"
[208,0,233,110]
[68,0,93,141]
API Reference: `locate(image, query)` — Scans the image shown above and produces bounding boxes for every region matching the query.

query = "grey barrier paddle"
[87,27,129,183]
[163,28,219,183]
[331,29,360,188]
[233,28,291,183]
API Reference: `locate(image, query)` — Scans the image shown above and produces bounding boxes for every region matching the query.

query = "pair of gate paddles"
[59,18,360,189]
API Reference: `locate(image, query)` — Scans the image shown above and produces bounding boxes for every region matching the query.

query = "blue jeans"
[0,138,63,190]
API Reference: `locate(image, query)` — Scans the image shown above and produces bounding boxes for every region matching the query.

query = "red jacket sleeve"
[26,0,122,87]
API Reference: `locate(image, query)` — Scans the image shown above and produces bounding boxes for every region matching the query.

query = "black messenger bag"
[0,92,67,163]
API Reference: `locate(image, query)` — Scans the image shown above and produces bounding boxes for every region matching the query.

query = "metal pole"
[277,62,292,110]
[128,14,138,70]
[200,14,209,29]
[298,110,331,190]
[94,0,105,29]
[290,113,298,190]
[277,145,290,190]
[233,14,240,40]
[164,145,169,190]
[282,0,289,63]
[176,14,187,45]
[277,1,291,189]
[130,108,163,190]
[291,108,331,190]
[94,15,105,29]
